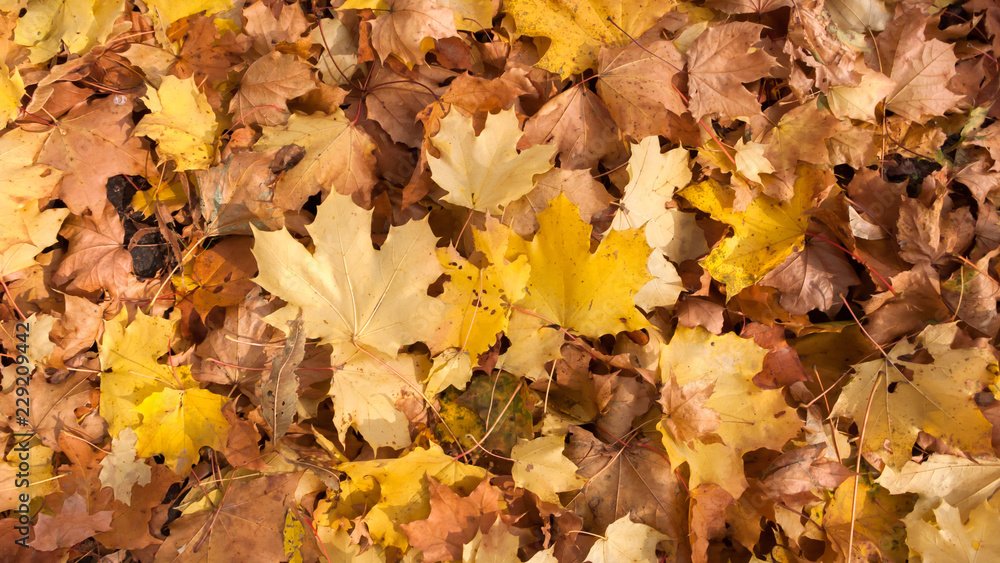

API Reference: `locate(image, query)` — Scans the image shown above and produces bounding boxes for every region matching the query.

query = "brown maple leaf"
[565,427,687,548]
[401,478,502,562]
[53,204,133,294]
[367,0,459,67]
[520,85,620,169]
[597,40,686,140]
[38,96,148,214]
[686,22,776,121]
[230,51,316,126]
[31,494,113,552]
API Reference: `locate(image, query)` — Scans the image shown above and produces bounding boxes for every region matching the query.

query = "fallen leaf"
[504,0,674,77]
[38,95,147,214]
[329,344,424,449]
[823,478,912,563]
[0,63,24,123]
[30,493,113,551]
[133,385,231,475]
[679,171,819,298]
[14,0,124,63]
[877,455,1000,519]
[339,444,488,550]
[251,191,446,355]
[881,20,963,121]
[566,428,687,540]
[463,519,521,562]
[52,204,132,294]
[99,428,152,505]
[134,75,219,171]
[610,137,693,257]
[230,51,316,126]
[261,313,304,441]
[597,40,686,140]
[508,194,652,337]
[145,0,233,25]
[503,168,614,237]
[760,237,861,315]
[401,478,502,562]
[156,473,304,561]
[512,435,587,504]
[831,322,997,469]
[428,107,556,213]
[521,85,620,169]
[584,514,669,563]
[342,0,459,67]
[685,22,776,121]
[253,111,378,209]
[434,218,530,358]
[905,498,1000,561]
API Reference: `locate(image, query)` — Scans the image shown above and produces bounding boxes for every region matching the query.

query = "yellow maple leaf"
[679,170,818,298]
[436,0,495,32]
[251,191,447,356]
[130,180,188,218]
[658,437,748,497]
[658,327,801,497]
[434,217,530,358]
[831,323,997,470]
[505,0,676,77]
[99,309,185,435]
[13,0,125,63]
[732,138,775,184]
[905,498,1000,561]
[133,386,230,476]
[0,63,24,123]
[823,479,912,562]
[253,111,377,210]
[144,0,234,25]
[511,435,586,504]
[877,454,1000,519]
[635,252,683,312]
[282,510,305,563]
[339,444,487,550]
[827,67,897,123]
[0,201,69,277]
[0,129,67,255]
[425,349,473,398]
[610,137,693,253]
[134,76,219,171]
[328,344,426,450]
[507,194,652,338]
[0,443,58,512]
[497,310,564,381]
[662,327,800,452]
[428,108,555,213]
[585,515,669,563]
[877,454,1000,518]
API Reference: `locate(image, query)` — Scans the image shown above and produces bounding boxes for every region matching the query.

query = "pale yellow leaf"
[585,515,669,563]
[511,435,586,504]
[251,192,447,356]
[428,108,556,213]
[99,428,152,505]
